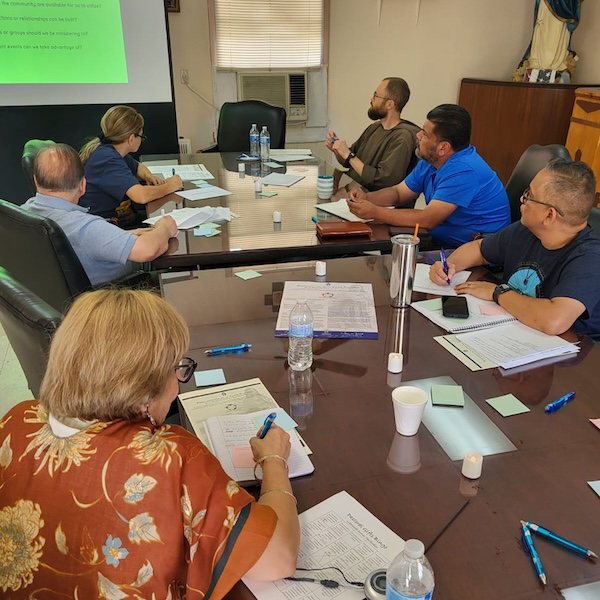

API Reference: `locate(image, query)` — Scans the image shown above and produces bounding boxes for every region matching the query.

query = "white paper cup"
[391,386,428,436]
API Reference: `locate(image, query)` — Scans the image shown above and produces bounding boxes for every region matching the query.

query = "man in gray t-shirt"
[23,143,178,286]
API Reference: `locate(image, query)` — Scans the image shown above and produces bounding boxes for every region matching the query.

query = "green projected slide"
[0,0,128,84]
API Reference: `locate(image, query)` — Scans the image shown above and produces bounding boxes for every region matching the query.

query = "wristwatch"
[492,283,512,305]
[344,151,356,168]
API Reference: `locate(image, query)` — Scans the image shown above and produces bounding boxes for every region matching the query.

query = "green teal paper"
[431,384,465,407]
[486,394,530,417]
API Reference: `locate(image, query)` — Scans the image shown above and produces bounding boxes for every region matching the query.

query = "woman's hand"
[250,425,291,463]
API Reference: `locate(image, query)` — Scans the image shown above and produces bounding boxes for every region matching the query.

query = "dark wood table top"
[142,153,393,271]
[168,255,600,600]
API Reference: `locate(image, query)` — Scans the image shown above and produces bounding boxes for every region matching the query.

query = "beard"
[415,144,435,164]
[368,105,387,121]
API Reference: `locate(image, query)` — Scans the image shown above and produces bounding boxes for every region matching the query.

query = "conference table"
[166,254,600,600]
[142,152,394,271]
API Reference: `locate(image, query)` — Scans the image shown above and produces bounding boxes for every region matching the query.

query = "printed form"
[244,491,404,600]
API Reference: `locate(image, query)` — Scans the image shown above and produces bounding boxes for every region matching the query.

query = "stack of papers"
[146,164,214,181]
[315,198,371,222]
[412,263,471,295]
[144,206,231,229]
[176,185,232,201]
[261,172,305,187]
[269,149,312,162]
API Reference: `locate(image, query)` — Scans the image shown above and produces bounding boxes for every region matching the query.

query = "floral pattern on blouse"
[0,401,276,599]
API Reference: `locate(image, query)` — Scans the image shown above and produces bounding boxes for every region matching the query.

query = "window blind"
[213,0,324,69]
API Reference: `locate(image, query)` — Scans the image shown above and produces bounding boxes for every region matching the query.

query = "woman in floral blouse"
[0,289,299,598]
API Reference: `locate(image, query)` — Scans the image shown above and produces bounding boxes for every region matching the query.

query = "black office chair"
[0,267,62,397]
[505,144,571,222]
[205,100,287,153]
[588,207,600,236]
[0,199,92,313]
[21,139,56,195]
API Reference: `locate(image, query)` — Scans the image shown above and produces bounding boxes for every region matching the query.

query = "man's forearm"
[366,186,401,207]
[447,240,487,271]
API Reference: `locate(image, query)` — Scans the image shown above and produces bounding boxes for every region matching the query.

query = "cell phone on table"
[442,296,469,319]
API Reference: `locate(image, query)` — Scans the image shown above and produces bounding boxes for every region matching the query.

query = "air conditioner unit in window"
[237,72,307,122]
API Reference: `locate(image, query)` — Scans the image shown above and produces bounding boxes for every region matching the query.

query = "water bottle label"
[387,587,433,600]
[289,323,313,337]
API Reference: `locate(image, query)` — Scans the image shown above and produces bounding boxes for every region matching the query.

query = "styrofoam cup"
[391,386,428,436]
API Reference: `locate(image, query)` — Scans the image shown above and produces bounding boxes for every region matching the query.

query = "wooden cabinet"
[459,79,600,185]
[565,87,600,204]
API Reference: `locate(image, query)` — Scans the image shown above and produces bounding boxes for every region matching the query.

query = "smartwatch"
[492,283,512,304]
[344,151,356,168]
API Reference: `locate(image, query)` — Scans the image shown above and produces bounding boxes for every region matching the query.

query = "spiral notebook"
[411,296,517,333]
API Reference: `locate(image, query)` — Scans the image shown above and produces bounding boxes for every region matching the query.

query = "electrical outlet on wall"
[180,69,189,84]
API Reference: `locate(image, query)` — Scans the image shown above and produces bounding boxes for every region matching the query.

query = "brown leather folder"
[316,221,372,237]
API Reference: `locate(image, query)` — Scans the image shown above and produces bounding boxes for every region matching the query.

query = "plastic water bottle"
[386,539,434,600]
[249,123,260,158]
[260,126,271,161]
[288,299,313,371]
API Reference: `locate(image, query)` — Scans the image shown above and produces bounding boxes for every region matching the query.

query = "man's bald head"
[34,143,84,194]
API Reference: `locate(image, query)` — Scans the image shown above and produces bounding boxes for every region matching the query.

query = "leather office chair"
[505,144,571,223]
[0,199,91,313]
[588,207,600,236]
[21,139,56,195]
[0,267,62,398]
[206,100,287,152]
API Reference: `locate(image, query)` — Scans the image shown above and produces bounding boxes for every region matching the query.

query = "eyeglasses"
[520,187,565,218]
[372,92,392,101]
[134,133,147,142]
[175,357,197,383]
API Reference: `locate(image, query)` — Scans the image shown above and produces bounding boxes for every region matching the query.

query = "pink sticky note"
[231,446,255,468]
[589,418,600,431]
[480,304,506,316]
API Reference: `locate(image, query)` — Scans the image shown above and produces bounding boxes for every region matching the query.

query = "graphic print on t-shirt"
[507,263,543,297]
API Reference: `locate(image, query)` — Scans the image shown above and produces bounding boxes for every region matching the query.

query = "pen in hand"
[259,412,277,439]
[440,247,451,285]
[172,168,176,176]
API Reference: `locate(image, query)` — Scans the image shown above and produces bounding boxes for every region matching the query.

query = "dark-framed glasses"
[520,187,565,218]
[134,133,148,142]
[372,92,392,101]
[175,357,197,383]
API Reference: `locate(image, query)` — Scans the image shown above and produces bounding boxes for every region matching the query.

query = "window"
[211,0,325,70]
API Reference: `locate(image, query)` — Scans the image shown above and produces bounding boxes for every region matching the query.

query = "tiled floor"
[0,324,32,417]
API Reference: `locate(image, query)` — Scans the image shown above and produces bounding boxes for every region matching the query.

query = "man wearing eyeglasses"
[325,78,420,193]
[24,143,179,286]
[347,104,510,246]
[429,158,600,338]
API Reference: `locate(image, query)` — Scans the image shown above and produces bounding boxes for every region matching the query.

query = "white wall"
[168,1,600,152]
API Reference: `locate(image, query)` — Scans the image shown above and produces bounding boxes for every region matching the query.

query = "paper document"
[270,149,312,156]
[244,491,404,600]
[315,198,371,222]
[144,206,231,229]
[261,172,305,187]
[179,378,277,446]
[412,296,517,333]
[146,163,214,181]
[275,281,378,339]
[436,322,579,370]
[175,186,232,201]
[204,411,314,484]
[412,263,471,295]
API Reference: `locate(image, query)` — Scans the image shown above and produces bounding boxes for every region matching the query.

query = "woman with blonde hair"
[0,289,299,598]
[79,105,183,227]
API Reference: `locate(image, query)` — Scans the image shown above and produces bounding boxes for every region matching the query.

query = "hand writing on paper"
[250,424,291,463]
[454,280,496,302]
[429,260,457,286]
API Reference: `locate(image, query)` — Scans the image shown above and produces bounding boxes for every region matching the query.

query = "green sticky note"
[259,191,278,197]
[486,394,530,417]
[235,270,262,280]
[419,298,443,311]
[431,384,464,407]
[588,481,600,499]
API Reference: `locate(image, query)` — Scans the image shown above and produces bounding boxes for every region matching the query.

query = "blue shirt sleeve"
[95,152,140,201]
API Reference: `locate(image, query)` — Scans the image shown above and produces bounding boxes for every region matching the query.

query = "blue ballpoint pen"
[544,391,575,414]
[311,216,319,224]
[172,168,176,176]
[204,343,252,356]
[259,412,277,439]
[440,247,451,285]
[521,523,547,585]
[523,521,598,560]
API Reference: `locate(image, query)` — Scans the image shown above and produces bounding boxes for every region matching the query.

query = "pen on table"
[259,412,277,439]
[523,521,598,560]
[544,391,575,414]
[413,222,419,243]
[172,168,176,176]
[204,343,252,356]
[521,522,546,585]
[311,216,319,224]
[440,247,451,285]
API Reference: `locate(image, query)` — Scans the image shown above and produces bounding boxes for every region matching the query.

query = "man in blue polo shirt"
[347,104,510,246]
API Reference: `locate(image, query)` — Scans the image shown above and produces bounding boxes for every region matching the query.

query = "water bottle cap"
[404,539,425,559]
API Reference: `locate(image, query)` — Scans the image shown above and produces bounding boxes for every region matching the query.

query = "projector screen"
[0,0,172,105]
